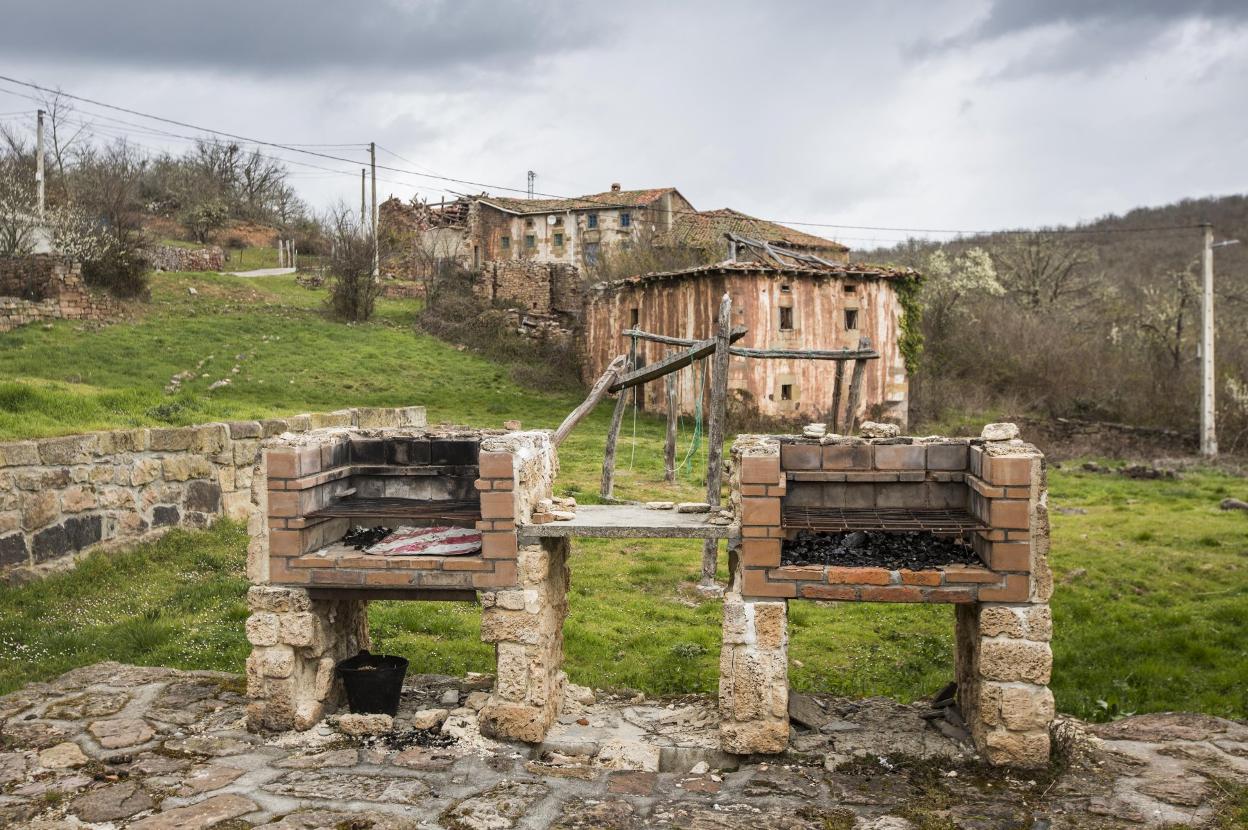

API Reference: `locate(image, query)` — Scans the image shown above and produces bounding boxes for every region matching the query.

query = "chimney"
[610,183,621,192]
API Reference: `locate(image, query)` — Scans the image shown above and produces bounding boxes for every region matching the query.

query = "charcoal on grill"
[782,529,981,570]
[343,525,393,550]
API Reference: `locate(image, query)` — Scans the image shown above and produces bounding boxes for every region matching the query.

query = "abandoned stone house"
[582,256,916,426]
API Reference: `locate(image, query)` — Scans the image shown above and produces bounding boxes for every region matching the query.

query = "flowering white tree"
[0,161,40,256]
[922,246,1002,337]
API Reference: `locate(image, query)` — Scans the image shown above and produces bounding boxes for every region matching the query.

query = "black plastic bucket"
[335,650,409,716]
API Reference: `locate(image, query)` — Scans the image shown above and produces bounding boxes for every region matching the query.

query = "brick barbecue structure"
[246,423,569,742]
[724,430,1054,766]
[245,419,1053,767]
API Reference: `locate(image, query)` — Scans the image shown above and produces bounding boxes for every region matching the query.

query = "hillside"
[857,193,1248,451]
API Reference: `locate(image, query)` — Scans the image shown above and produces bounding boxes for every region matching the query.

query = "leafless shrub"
[324,209,384,322]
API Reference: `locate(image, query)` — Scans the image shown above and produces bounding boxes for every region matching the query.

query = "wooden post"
[664,364,678,483]
[843,337,870,434]
[600,337,637,500]
[701,293,732,587]
[829,359,845,433]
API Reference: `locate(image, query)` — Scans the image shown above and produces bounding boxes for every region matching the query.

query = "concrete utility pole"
[35,109,45,218]
[1199,223,1242,459]
[370,142,378,277]
[360,169,367,232]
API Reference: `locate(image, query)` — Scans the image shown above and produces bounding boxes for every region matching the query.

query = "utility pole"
[527,170,535,199]
[360,169,367,233]
[370,142,378,277]
[35,109,45,218]
[1199,223,1242,459]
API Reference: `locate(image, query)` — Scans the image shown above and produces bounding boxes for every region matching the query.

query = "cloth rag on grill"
[365,525,482,557]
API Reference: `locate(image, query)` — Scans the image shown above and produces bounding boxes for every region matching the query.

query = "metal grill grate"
[782,506,983,535]
[309,497,481,524]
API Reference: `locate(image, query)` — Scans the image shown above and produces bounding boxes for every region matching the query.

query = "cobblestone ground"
[0,663,1245,828]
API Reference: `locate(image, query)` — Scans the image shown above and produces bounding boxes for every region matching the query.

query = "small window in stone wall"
[630,307,639,327]
[525,234,536,249]
[779,306,794,331]
[620,212,631,227]
[554,232,564,247]
[500,236,510,251]
[843,283,857,294]
[587,213,599,229]
[844,308,859,330]
[554,216,564,227]
[781,384,793,401]
[780,283,791,293]
[526,218,535,228]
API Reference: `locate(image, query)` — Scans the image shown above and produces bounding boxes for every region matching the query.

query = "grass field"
[0,271,1244,724]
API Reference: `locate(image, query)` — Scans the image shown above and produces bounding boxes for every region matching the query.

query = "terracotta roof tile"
[479,188,678,215]
[659,208,848,253]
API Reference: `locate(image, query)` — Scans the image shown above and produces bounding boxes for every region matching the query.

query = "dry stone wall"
[147,245,224,272]
[0,255,119,333]
[0,406,426,584]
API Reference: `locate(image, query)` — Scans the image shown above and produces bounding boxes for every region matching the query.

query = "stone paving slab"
[518,504,734,539]
[0,661,1243,828]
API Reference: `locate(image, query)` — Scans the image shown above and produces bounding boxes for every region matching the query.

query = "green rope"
[678,360,705,474]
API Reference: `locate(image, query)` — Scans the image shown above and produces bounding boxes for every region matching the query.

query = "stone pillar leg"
[719,591,789,754]
[478,538,569,743]
[956,602,1055,767]
[245,586,369,732]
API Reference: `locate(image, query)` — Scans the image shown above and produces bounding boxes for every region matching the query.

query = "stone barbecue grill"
[722,431,1055,766]
[245,411,1055,768]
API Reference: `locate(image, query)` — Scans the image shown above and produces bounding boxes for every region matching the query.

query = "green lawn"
[0,271,1244,723]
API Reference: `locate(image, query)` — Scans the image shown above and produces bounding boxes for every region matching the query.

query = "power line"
[0,73,1207,241]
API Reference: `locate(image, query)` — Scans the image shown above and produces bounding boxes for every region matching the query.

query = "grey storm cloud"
[0,0,601,76]
[916,0,1248,77]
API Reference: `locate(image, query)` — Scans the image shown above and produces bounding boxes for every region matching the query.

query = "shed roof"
[596,259,919,291]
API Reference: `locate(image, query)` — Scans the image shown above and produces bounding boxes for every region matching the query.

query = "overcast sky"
[1,0,1246,248]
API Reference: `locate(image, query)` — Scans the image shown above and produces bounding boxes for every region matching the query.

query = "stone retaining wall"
[0,406,426,584]
[0,255,119,333]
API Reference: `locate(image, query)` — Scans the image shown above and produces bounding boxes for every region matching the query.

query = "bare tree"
[993,232,1096,310]
[40,90,91,203]
[325,207,384,322]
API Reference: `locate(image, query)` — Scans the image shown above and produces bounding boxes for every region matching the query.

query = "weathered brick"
[772,565,824,582]
[780,443,821,470]
[923,586,975,603]
[860,585,922,602]
[481,532,518,559]
[821,443,872,470]
[740,539,780,568]
[990,500,1030,530]
[874,444,925,470]
[827,566,890,585]
[984,456,1033,486]
[479,492,516,519]
[979,573,1031,602]
[943,566,1000,583]
[801,584,856,601]
[473,560,518,588]
[741,568,795,598]
[740,454,781,484]
[899,569,941,586]
[478,452,514,479]
[990,542,1032,572]
[740,497,780,526]
[925,443,968,471]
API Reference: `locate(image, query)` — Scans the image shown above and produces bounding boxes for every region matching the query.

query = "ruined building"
[582,240,918,427]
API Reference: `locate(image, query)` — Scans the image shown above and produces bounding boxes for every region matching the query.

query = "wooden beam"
[552,354,627,448]
[701,293,732,587]
[610,338,712,392]
[621,326,747,349]
[728,347,878,360]
[843,338,871,434]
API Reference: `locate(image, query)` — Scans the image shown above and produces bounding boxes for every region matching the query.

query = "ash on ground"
[781,529,982,569]
[361,726,457,751]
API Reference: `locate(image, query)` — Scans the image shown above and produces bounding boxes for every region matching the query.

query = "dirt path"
[227,267,297,277]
